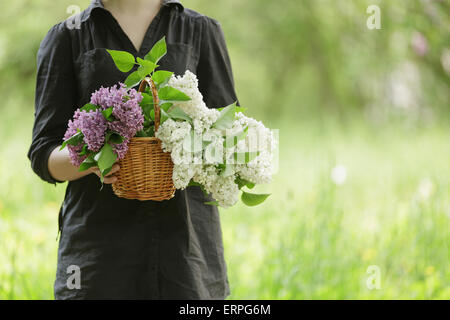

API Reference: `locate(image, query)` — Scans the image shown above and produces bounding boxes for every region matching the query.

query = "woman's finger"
[105,164,120,177]
[103,175,118,184]
[88,165,119,183]
[90,167,101,177]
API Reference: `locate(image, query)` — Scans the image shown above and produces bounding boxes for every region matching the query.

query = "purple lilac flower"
[90,83,144,139]
[64,108,108,151]
[112,138,130,159]
[63,109,107,166]
[64,117,79,141]
[63,83,144,167]
[67,144,86,167]
[64,113,86,166]
[90,83,142,109]
[78,110,108,152]
[90,86,111,107]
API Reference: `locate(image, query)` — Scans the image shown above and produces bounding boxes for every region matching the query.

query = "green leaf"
[151,107,169,124]
[235,176,246,189]
[146,127,155,137]
[160,102,173,112]
[159,108,169,124]
[102,167,112,176]
[203,140,212,149]
[220,163,235,177]
[246,181,255,189]
[144,36,167,64]
[213,102,236,130]
[235,176,255,189]
[80,103,99,112]
[140,93,154,120]
[106,49,136,72]
[152,70,173,87]
[150,108,155,121]
[78,154,95,171]
[101,107,115,121]
[235,106,247,114]
[78,144,89,156]
[139,68,157,79]
[124,70,142,88]
[148,103,172,125]
[60,131,83,150]
[241,191,270,206]
[167,106,192,123]
[107,132,124,144]
[188,181,202,188]
[223,126,248,148]
[94,143,117,177]
[78,155,96,172]
[144,104,154,121]
[233,151,260,163]
[158,86,191,102]
[137,57,157,77]
[136,126,155,137]
[204,201,219,206]
[218,105,246,114]
[140,92,153,104]
[78,162,95,172]
[135,130,147,137]
[187,180,209,196]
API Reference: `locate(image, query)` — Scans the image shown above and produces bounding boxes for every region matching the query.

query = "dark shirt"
[27,0,238,299]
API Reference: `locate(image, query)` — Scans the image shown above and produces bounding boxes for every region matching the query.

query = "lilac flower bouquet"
[61,37,192,183]
[61,84,144,179]
[61,36,275,206]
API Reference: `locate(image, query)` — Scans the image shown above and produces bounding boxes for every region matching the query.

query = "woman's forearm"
[47,145,120,183]
[47,145,91,182]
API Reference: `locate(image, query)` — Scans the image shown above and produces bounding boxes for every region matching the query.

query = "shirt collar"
[82,0,184,22]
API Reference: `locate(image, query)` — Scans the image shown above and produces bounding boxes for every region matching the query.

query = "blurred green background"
[0,0,449,299]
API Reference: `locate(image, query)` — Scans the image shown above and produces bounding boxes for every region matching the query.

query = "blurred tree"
[0,0,448,124]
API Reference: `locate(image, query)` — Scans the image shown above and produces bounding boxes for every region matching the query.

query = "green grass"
[0,104,449,299]
[222,122,450,299]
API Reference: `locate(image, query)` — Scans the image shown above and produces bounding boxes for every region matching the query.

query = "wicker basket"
[112,77,175,201]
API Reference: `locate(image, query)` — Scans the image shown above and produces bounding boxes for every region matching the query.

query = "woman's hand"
[89,163,121,184]
[47,145,122,183]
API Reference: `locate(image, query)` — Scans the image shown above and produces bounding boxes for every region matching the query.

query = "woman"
[27,0,238,299]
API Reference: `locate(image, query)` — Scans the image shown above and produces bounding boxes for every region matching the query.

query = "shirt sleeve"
[27,23,77,184]
[197,17,239,109]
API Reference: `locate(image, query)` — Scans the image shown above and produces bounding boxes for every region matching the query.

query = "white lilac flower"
[156,71,275,208]
[157,118,191,152]
[167,70,220,135]
[232,112,276,184]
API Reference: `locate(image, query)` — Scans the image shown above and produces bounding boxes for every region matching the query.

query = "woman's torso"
[55,0,229,300]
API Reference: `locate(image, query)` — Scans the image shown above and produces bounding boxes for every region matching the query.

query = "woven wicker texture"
[112,78,175,201]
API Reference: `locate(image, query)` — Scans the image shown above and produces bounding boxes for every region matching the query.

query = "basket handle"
[138,77,160,133]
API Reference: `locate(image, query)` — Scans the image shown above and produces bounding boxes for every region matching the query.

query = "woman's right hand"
[48,146,121,183]
[89,163,121,184]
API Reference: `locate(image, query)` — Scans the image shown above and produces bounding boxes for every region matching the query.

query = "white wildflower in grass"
[156,71,275,208]
[331,164,347,186]
[417,178,434,201]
